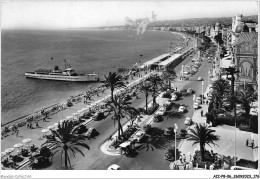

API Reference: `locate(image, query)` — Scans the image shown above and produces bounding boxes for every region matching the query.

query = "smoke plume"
[125,11,157,38]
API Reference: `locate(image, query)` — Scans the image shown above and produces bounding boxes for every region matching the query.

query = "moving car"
[184,117,192,126]
[193,102,199,109]
[178,106,186,113]
[198,77,203,81]
[186,88,193,94]
[156,106,166,116]
[107,164,121,170]
[132,130,145,142]
[85,127,98,138]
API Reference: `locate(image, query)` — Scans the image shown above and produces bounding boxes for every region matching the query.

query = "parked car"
[159,92,166,98]
[171,94,178,101]
[178,106,186,113]
[107,164,121,170]
[186,88,193,94]
[85,127,98,138]
[198,76,203,81]
[132,130,145,142]
[155,106,166,116]
[164,127,174,136]
[193,102,199,109]
[184,117,192,126]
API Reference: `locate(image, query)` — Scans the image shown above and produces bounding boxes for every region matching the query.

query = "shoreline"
[1,32,197,170]
[1,30,192,128]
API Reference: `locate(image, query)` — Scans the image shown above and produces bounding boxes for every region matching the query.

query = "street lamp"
[201,81,204,104]
[223,66,239,166]
[174,123,178,164]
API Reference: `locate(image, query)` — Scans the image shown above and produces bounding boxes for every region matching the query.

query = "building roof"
[220,56,235,68]
[158,54,182,67]
[232,32,258,46]
[143,53,170,66]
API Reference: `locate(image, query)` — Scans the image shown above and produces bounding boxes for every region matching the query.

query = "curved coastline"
[1,30,193,128]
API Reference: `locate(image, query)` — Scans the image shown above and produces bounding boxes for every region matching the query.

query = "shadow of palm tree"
[134,127,175,152]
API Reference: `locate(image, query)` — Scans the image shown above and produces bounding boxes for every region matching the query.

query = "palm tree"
[42,120,90,169]
[186,124,219,161]
[161,66,177,90]
[211,78,231,98]
[236,88,257,117]
[148,74,164,106]
[106,93,139,139]
[103,72,126,103]
[138,81,153,111]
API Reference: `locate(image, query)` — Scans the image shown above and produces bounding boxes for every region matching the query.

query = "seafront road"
[3,35,206,170]
[37,42,214,170]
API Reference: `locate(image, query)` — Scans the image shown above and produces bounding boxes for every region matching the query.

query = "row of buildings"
[209,14,258,89]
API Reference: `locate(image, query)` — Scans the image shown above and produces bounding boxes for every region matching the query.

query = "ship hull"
[25,72,99,82]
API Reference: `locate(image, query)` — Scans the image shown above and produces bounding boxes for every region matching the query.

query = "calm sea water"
[1,29,182,123]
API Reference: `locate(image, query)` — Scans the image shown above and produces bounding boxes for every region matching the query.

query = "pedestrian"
[26,122,30,129]
[246,139,249,146]
[29,122,32,129]
[183,154,186,163]
[16,129,19,137]
[201,110,203,117]
[179,155,183,163]
[251,140,254,149]
[35,121,39,128]
[43,117,47,122]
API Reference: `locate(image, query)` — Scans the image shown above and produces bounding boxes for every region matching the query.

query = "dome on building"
[235,25,243,33]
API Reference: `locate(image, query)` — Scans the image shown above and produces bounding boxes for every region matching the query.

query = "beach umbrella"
[47,125,55,129]
[41,129,50,133]
[13,143,23,148]
[22,138,32,144]
[72,112,80,116]
[66,116,73,120]
[4,148,15,154]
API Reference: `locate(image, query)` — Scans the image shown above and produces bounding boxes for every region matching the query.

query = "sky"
[1,0,258,29]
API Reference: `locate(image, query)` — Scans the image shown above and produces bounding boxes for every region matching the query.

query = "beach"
[1,29,183,124]
[1,30,196,170]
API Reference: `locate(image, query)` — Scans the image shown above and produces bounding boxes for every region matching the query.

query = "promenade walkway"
[2,33,197,170]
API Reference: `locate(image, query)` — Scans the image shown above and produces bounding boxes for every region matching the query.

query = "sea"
[1,29,182,124]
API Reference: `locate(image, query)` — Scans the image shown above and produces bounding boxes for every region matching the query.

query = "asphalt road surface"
[42,48,215,170]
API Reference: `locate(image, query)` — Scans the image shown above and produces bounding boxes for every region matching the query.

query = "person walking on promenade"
[15,129,19,137]
[251,140,254,149]
[26,122,30,129]
[183,154,186,164]
[179,155,183,164]
[35,121,39,128]
[246,139,249,146]
[201,110,203,117]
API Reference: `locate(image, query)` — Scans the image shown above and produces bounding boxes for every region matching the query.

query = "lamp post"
[201,81,204,104]
[224,66,239,166]
[174,123,178,164]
